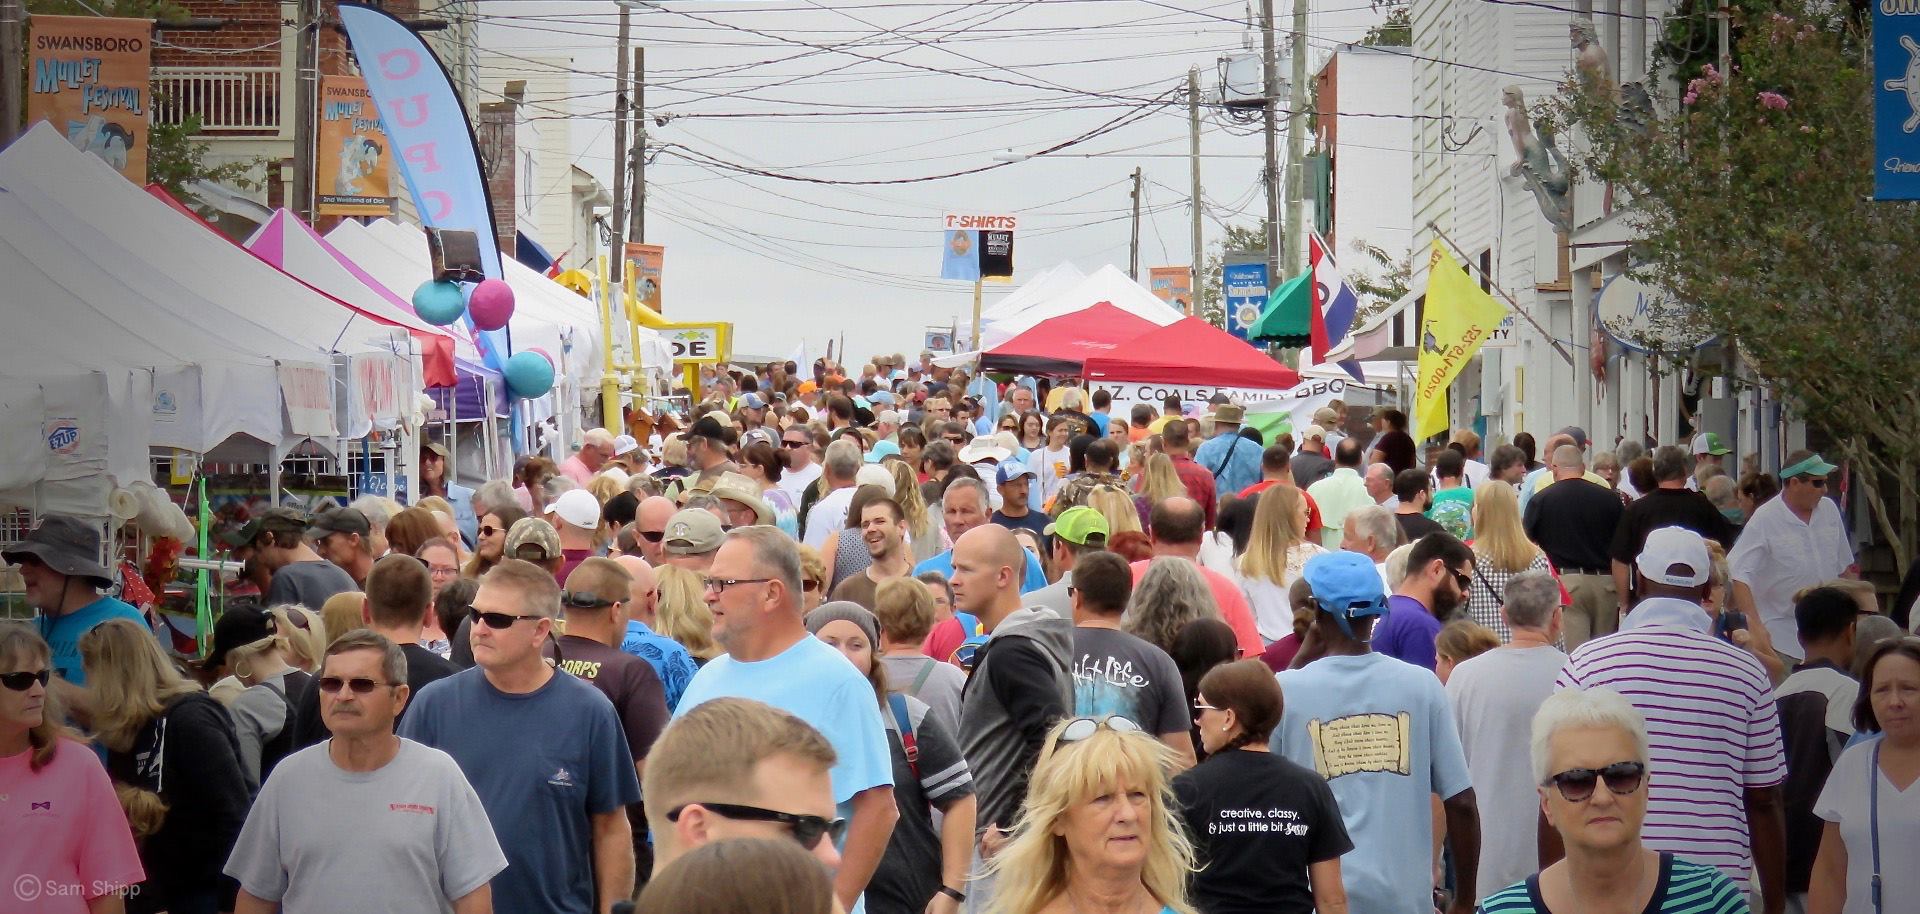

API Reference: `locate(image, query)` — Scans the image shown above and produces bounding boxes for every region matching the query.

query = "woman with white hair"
[987,716,1197,914]
[1478,687,1745,912]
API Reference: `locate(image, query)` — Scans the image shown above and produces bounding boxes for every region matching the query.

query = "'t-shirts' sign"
[26,15,153,183]
[940,212,1017,281]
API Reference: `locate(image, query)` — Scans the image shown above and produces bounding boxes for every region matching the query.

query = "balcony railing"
[152,67,282,135]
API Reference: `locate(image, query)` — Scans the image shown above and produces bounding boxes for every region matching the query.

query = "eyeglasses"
[667,802,848,851]
[1543,760,1647,802]
[0,669,50,692]
[1056,715,1142,747]
[639,529,667,543]
[428,565,459,577]
[469,608,546,629]
[704,577,773,593]
[317,676,395,694]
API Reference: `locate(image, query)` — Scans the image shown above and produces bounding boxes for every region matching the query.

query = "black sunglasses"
[667,802,847,850]
[478,525,500,538]
[317,676,394,695]
[639,529,667,543]
[469,608,545,629]
[1544,761,1647,802]
[782,440,807,449]
[0,669,50,692]
[1450,568,1473,592]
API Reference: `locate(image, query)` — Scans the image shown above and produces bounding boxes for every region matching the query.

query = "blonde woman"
[655,565,722,664]
[1237,487,1327,644]
[1086,484,1144,536]
[206,605,325,784]
[81,618,250,914]
[1133,454,1186,531]
[1465,481,1552,642]
[888,460,941,564]
[986,716,1196,914]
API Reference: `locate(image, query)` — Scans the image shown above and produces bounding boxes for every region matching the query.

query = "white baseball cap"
[612,434,640,457]
[548,488,603,531]
[1635,526,1710,587]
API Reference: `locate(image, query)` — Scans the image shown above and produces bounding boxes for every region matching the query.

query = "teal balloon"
[412,280,466,326]
[505,351,555,399]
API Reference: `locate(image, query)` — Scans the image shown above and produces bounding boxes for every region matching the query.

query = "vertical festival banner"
[1221,254,1269,342]
[1148,266,1193,313]
[316,75,394,216]
[1876,0,1920,199]
[26,15,152,183]
[624,242,665,315]
[337,3,509,375]
[939,212,1016,282]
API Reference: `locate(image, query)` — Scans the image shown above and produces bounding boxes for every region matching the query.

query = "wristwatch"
[937,886,966,902]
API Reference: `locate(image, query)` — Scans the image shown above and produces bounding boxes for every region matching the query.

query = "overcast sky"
[480,0,1389,364]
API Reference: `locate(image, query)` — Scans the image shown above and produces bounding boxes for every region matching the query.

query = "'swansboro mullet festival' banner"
[27,15,152,183]
[316,75,395,216]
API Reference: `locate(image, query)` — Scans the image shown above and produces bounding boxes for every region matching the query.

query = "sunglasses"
[1543,760,1646,802]
[561,591,618,610]
[943,436,968,444]
[478,525,500,538]
[668,802,847,851]
[1450,568,1473,592]
[0,669,50,692]
[782,440,807,449]
[1192,701,1223,720]
[469,608,545,629]
[639,529,667,543]
[317,676,394,695]
[1056,715,1142,746]
[803,578,822,593]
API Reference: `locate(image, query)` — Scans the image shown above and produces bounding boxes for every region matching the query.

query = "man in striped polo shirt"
[1556,527,1788,914]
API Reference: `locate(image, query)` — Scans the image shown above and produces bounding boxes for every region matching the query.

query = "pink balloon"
[468,278,515,331]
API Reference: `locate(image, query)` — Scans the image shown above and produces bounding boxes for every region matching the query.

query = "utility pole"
[628,46,645,243]
[1188,66,1202,316]
[0,0,22,150]
[291,0,320,222]
[1128,166,1143,281]
[601,4,632,429]
[1283,0,1308,278]
[1260,0,1281,278]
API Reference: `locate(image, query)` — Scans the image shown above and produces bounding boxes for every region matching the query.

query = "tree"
[1362,5,1413,47]
[1544,4,1919,577]
[1345,240,1411,326]
[1196,223,1268,329]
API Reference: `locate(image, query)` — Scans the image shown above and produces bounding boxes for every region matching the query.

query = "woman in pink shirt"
[0,626,145,914]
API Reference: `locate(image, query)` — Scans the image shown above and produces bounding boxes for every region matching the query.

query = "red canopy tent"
[979,301,1163,376]
[1082,316,1301,388]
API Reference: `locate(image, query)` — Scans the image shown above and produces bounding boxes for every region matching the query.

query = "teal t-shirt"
[1475,853,1748,913]
[1429,487,1476,540]
[36,596,145,685]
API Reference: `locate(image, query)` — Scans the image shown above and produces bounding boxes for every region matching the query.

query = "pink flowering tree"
[1546,6,1919,577]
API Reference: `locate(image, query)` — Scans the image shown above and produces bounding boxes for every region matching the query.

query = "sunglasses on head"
[317,676,394,695]
[469,608,545,629]
[0,669,50,692]
[1543,760,1646,802]
[1058,715,1142,745]
[668,802,847,850]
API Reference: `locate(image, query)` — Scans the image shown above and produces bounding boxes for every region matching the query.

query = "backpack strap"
[887,692,919,778]
[909,658,938,695]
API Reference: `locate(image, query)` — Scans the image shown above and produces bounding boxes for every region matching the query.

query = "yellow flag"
[1415,241,1509,441]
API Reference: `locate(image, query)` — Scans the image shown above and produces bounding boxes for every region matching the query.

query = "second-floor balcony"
[152,67,282,136]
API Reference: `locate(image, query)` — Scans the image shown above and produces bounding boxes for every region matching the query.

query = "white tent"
[0,124,380,515]
[977,261,1087,324]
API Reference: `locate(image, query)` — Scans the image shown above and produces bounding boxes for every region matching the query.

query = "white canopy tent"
[976,261,1087,324]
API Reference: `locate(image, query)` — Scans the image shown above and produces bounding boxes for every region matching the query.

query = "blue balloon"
[412,280,466,326]
[505,351,555,400]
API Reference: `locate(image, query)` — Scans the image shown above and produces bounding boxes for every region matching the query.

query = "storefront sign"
[316,75,394,216]
[26,15,152,183]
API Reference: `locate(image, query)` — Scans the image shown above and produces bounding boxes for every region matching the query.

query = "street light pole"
[1283,0,1309,278]
[1188,66,1203,316]
[601,3,632,429]
[1260,0,1281,278]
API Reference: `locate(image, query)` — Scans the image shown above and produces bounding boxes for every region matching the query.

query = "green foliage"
[1362,5,1413,47]
[26,0,186,18]
[1196,223,1268,329]
[146,115,257,199]
[1545,4,1919,572]
[1345,240,1411,325]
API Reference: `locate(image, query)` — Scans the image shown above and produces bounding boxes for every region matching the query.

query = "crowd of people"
[4,348,1919,914]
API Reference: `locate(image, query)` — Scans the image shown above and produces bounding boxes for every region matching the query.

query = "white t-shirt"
[1728,495,1854,660]
[1239,542,1326,643]
[1815,739,1920,914]
[780,461,823,500]
[1445,644,1568,901]
[1029,446,1071,510]
[803,485,857,550]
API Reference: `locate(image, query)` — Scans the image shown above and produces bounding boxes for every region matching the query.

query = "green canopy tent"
[1250,271,1313,347]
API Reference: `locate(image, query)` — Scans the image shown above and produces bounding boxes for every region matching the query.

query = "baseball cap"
[996,462,1037,485]
[1044,506,1109,546]
[1556,426,1589,449]
[798,380,819,395]
[870,390,896,407]
[855,464,896,488]
[742,427,779,451]
[688,415,733,442]
[422,441,450,460]
[865,439,901,464]
[1691,432,1731,457]
[254,506,310,542]
[662,509,726,555]
[1302,424,1327,442]
[612,434,641,457]
[740,392,768,410]
[308,507,370,539]
[202,606,276,672]
[1635,526,1711,587]
[548,489,602,530]
[505,517,563,562]
[1302,551,1390,624]
[1780,453,1838,479]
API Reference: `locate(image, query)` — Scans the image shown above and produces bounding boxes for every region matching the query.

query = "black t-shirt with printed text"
[1174,749,1352,914]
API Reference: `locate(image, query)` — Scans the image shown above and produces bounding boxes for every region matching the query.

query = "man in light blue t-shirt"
[5,514,146,690]
[676,527,895,914]
[914,477,1047,593]
[1272,551,1481,914]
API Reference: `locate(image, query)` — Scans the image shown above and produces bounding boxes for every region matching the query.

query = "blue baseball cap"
[996,462,1037,485]
[1302,552,1389,631]
[865,439,901,464]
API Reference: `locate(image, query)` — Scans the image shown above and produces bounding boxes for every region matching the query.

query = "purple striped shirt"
[1556,601,1785,889]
